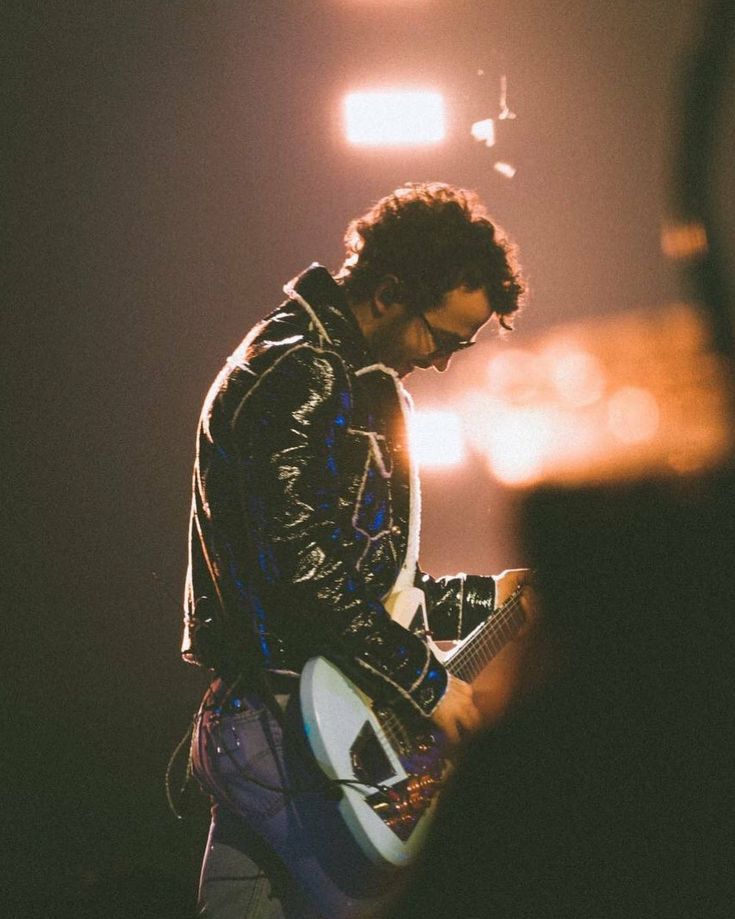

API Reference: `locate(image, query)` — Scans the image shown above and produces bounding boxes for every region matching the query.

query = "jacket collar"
[284,264,377,371]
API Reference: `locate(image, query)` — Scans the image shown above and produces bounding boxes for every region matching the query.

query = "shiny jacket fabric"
[183,265,496,716]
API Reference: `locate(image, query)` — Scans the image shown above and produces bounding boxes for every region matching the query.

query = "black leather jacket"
[182,265,496,716]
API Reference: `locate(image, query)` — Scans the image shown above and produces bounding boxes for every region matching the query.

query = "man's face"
[371,285,495,378]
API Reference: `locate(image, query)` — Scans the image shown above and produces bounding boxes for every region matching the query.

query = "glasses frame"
[418,312,476,358]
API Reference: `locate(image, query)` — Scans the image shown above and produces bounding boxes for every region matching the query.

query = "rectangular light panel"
[344,90,445,146]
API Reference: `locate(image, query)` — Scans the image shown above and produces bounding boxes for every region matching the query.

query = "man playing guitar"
[183,183,534,918]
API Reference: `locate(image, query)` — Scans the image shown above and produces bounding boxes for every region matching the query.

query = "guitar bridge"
[366,772,444,841]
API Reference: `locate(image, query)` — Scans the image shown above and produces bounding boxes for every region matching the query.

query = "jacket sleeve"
[230,344,447,716]
[416,569,496,642]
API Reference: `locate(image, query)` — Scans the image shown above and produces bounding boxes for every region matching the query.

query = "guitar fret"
[447,592,526,682]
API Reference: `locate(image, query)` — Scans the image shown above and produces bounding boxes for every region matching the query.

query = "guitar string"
[451,607,524,681]
[451,599,520,673]
[373,708,411,753]
[448,592,525,681]
[370,592,527,752]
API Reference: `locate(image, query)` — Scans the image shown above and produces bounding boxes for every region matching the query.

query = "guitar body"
[300,656,447,866]
[300,585,526,867]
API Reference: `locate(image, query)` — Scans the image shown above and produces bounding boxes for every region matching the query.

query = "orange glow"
[607,386,660,444]
[456,303,731,487]
[544,345,606,406]
[409,409,464,468]
[660,221,708,260]
[484,408,552,486]
[486,349,542,403]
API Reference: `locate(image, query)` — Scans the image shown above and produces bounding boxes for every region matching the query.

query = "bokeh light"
[483,407,553,486]
[543,344,606,407]
[420,303,730,487]
[409,409,464,468]
[607,386,660,443]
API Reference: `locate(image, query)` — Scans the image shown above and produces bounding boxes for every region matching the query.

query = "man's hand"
[430,673,482,745]
[494,567,534,605]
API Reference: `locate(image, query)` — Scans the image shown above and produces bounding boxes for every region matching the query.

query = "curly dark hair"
[337,182,525,328]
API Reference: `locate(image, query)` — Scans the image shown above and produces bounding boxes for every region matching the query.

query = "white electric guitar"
[300,585,526,867]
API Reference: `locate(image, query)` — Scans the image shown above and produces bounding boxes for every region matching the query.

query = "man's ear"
[373,275,403,315]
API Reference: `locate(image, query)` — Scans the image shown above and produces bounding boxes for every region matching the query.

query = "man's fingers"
[430,675,483,744]
[444,721,460,745]
[460,698,483,733]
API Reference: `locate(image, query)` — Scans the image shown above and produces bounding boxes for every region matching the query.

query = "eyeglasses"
[418,313,476,358]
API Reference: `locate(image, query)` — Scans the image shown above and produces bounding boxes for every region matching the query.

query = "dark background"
[6,1,730,916]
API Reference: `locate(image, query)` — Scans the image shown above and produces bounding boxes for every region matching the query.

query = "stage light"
[483,408,552,487]
[343,91,445,146]
[464,303,731,487]
[409,409,464,468]
[486,349,542,403]
[660,220,708,259]
[493,161,517,179]
[544,345,606,407]
[470,118,495,147]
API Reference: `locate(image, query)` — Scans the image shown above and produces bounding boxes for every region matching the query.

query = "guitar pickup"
[350,721,397,786]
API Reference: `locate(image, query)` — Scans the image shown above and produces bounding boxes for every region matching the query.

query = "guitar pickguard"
[350,720,397,785]
[351,710,447,842]
[301,656,450,865]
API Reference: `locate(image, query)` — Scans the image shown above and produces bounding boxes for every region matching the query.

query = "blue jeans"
[191,681,395,918]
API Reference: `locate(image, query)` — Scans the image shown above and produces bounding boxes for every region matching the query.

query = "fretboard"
[446,587,526,683]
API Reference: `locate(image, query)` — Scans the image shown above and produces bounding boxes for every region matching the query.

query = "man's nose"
[432,354,452,372]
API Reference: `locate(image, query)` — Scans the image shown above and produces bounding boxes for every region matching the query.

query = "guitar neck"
[445,588,526,683]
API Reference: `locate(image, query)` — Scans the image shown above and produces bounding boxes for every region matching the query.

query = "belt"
[203,671,300,715]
